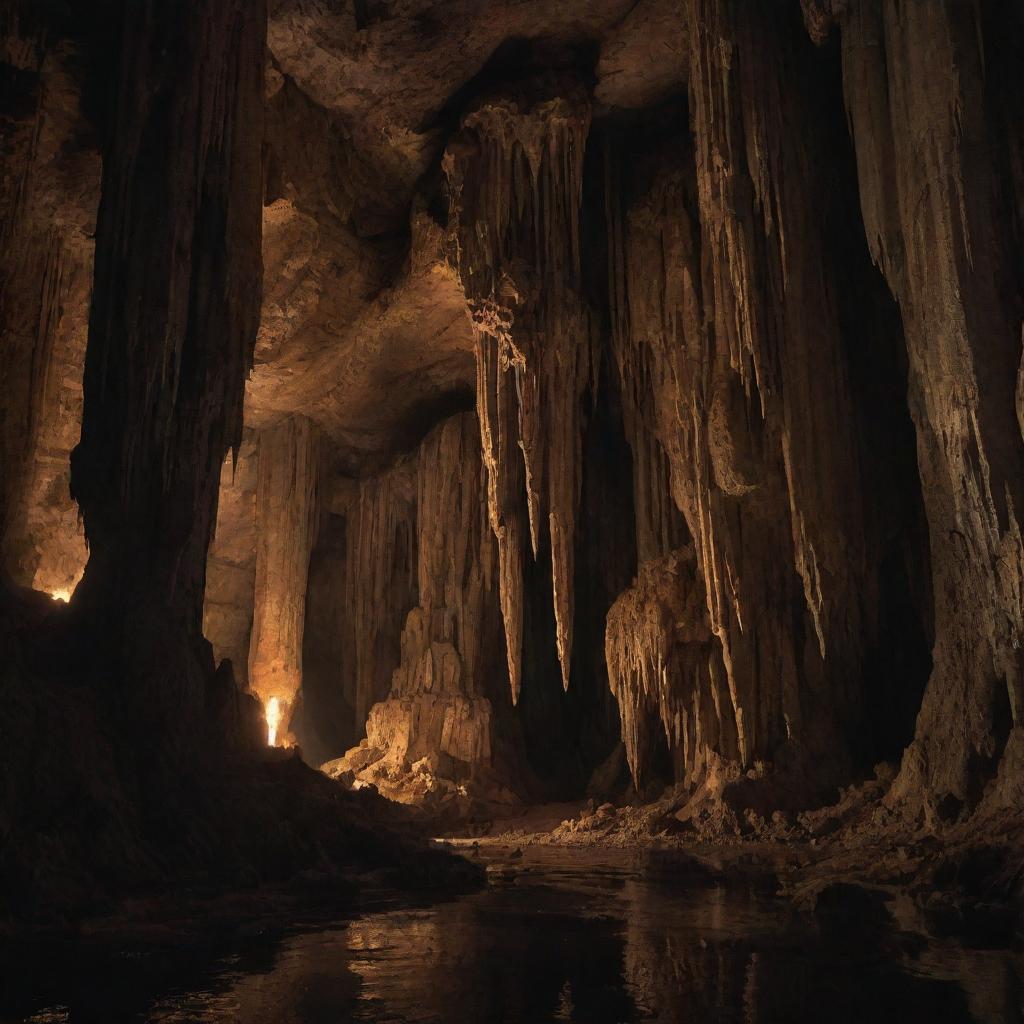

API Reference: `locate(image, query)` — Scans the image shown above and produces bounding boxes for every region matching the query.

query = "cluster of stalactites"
[445,87,595,701]
[600,0,883,781]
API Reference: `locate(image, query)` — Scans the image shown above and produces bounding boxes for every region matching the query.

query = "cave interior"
[1,0,1023,1018]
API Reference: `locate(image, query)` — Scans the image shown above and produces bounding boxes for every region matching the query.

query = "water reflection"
[5,847,1021,1023]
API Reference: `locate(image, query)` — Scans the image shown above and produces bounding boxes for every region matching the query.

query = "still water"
[6,847,1021,1023]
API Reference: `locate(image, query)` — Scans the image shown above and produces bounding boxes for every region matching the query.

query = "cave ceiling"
[253,0,689,473]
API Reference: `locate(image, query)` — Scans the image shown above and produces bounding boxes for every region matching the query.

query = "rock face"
[0,19,94,598]
[804,0,1024,822]
[2,0,1023,903]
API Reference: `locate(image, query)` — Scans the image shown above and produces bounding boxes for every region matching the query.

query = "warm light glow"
[266,697,282,746]
[50,589,73,603]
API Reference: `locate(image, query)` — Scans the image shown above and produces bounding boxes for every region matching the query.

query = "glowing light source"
[266,697,283,746]
[50,589,72,603]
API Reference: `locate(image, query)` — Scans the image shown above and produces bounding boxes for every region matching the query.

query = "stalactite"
[445,85,595,697]
[474,331,526,701]
[248,416,320,741]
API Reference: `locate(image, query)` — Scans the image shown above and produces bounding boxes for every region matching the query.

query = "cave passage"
[1,0,1022,1017]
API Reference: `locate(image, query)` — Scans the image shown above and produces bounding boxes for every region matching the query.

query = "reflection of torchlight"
[266,697,282,746]
[51,589,72,603]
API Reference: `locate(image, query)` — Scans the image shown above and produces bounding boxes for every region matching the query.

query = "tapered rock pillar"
[69,0,265,744]
[248,416,320,743]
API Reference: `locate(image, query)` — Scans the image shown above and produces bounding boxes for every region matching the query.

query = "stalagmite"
[248,415,319,743]
[325,412,505,796]
[365,413,498,766]
[445,86,595,696]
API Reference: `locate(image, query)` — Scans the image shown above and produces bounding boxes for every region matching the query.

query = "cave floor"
[3,842,1018,1023]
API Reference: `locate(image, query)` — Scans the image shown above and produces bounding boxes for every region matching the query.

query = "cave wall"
[0,15,94,596]
[803,0,1024,819]
[0,0,272,914]
[284,0,1020,820]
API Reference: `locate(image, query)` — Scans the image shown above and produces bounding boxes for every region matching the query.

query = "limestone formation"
[444,84,596,698]
[804,0,1024,820]
[0,22,95,599]
[327,413,501,787]
[203,432,259,688]
[248,415,320,740]
[606,547,727,787]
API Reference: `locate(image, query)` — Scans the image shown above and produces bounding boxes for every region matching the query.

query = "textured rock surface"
[444,83,596,697]
[806,0,1024,823]
[204,433,259,689]
[0,19,94,597]
[606,547,724,786]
